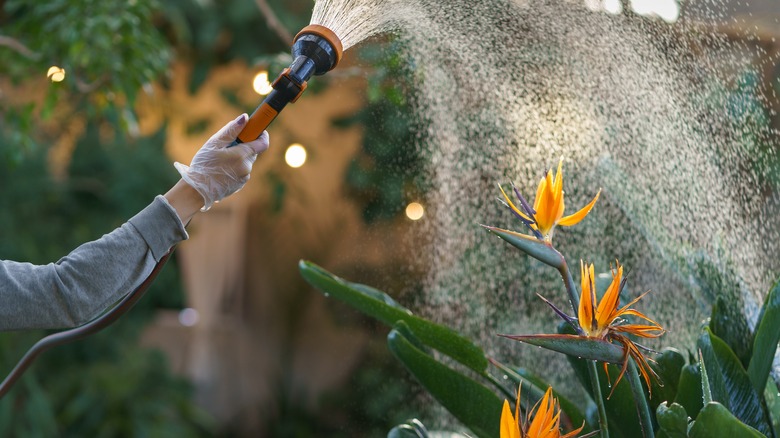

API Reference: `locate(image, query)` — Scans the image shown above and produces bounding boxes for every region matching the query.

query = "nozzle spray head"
[292,24,343,76]
[232,24,343,145]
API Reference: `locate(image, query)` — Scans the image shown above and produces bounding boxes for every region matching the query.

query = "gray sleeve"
[0,195,188,330]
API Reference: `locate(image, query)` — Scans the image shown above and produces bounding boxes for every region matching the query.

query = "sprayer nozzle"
[293,24,344,75]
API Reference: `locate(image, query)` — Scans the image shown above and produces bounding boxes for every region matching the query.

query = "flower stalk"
[627,359,655,438]
[561,257,610,438]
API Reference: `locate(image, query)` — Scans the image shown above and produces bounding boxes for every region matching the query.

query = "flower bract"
[500,385,592,438]
[577,260,665,395]
[498,158,600,243]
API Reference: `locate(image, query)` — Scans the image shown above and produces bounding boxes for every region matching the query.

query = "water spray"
[233,24,343,145]
[0,23,345,399]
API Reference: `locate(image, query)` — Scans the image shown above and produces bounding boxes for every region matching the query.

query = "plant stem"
[558,256,607,437]
[627,359,655,438]
[586,360,610,438]
[558,258,580,315]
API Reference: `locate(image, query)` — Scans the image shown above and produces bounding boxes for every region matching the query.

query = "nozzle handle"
[235,102,279,144]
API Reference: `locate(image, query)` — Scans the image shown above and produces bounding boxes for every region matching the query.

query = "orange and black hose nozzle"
[232,24,343,145]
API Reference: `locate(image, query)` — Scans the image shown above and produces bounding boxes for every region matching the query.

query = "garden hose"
[0,24,343,399]
[0,252,173,398]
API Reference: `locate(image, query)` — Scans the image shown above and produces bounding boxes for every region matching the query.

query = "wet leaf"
[649,348,686,411]
[688,402,764,438]
[558,323,641,438]
[764,379,780,438]
[481,226,563,268]
[500,334,625,364]
[299,261,488,373]
[387,323,502,438]
[656,402,689,438]
[674,364,703,420]
[387,419,429,438]
[698,328,771,435]
[748,278,780,394]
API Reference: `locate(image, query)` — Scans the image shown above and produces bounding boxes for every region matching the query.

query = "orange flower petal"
[557,189,601,227]
[578,261,594,334]
[500,400,521,438]
[595,263,623,328]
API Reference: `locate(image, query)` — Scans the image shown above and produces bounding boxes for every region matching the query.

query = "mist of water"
[311,0,780,424]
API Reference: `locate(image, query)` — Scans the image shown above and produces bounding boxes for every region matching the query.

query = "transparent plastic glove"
[174,114,270,211]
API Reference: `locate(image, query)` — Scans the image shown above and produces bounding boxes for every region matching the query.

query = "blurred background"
[0,0,777,436]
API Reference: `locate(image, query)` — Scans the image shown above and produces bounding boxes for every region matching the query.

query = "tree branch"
[253,0,294,45]
[0,35,40,60]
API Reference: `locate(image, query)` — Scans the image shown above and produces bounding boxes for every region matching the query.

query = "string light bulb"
[47,66,66,82]
[285,143,307,168]
[253,70,273,95]
[405,202,425,221]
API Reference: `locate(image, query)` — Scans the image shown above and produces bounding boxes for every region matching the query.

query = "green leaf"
[500,334,625,364]
[387,419,429,438]
[558,324,640,438]
[299,261,488,373]
[649,349,686,411]
[656,402,690,438]
[709,297,752,369]
[698,328,772,435]
[688,402,765,438]
[748,278,780,394]
[387,324,502,438]
[481,226,563,268]
[765,379,780,438]
[674,364,704,420]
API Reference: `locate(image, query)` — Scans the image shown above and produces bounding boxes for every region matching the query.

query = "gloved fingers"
[207,114,249,149]
[243,131,270,155]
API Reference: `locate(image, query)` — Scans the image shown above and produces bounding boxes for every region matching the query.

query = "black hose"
[0,250,173,398]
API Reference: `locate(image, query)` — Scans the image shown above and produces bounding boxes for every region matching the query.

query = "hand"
[174,114,270,211]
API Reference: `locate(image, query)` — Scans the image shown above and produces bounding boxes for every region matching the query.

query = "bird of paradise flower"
[497,158,600,244]
[501,384,597,438]
[535,260,666,396]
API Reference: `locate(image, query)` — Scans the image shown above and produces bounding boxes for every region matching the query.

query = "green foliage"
[338,41,428,223]
[0,0,171,144]
[656,401,765,438]
[388,323,502,438]
[3,0,169,89]
[656,402,688,438]
[299,261,488,373]
[0,324,214,437]
[301,219,780,437]
[748,279,780,394]
[697,328,771,434]
[0,121,208,433]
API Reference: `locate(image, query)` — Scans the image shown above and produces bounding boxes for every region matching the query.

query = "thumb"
[244,131,270,155]
[210,114,248,148]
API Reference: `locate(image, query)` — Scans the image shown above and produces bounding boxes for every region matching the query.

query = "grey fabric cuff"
[127,195,189,261]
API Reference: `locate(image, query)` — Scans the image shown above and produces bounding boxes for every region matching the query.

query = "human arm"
[0,115,269,330]
[0,196,186,329]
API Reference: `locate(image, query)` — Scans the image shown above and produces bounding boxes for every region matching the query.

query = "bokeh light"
[631,0,679,23]
[46,65,66,82]
[252,70,273,95]
[603,0,622,15]
[405,202,425,221]
[285,143,307,168]
[178,308,199,327]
